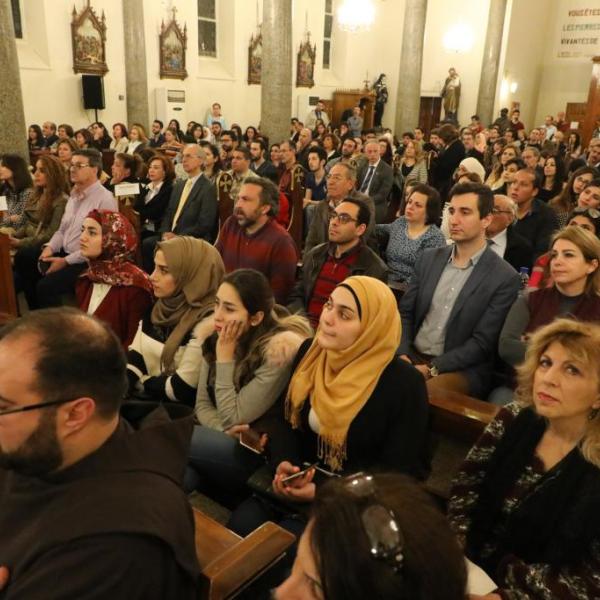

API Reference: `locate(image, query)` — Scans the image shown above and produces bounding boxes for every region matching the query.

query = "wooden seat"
[193,507,295,600]
[216,171,234,233]
[425,389,498,502]
[0,234,18,317]
[287,164,305,258]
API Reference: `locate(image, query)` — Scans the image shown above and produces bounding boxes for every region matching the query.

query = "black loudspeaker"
[82,75,105,110]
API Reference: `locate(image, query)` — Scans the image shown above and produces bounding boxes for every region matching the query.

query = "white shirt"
[144,180,164,204]
[489,229,508,258]
[127,140,142,155]
[87,283,111,314]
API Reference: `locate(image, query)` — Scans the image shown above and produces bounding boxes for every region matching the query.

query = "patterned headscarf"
[81,210,153,294]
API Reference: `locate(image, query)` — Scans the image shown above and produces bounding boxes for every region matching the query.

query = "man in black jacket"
[430,124,465,203]
[487,194,534,272]
[288,197,387,327]
[357,140,394,223]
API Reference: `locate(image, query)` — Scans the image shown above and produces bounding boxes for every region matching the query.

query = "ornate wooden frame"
[247,29,262,85]
[71,0,108,75]
[296,33,316,88]
[159,8,188,80]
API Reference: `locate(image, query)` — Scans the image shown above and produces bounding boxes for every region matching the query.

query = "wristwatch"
[429,365,439,378]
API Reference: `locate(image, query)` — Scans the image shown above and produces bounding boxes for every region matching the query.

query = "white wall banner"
[556,1,600,59]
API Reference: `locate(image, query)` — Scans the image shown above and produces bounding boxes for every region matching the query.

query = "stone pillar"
[394,0,428,135]
[476,0,508,127]
[260,0,292,144]
[0,0,28,158]
[122,0,150,128]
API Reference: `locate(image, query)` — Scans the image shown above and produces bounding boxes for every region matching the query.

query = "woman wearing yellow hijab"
[228,276,429,535]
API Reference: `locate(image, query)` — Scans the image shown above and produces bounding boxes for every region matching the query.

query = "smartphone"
[239,429,264,455]
[37,260,50,275]
[281,463,318,486]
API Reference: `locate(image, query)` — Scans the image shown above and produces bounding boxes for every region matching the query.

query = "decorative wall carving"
[247,28,262,85]
[296,33,316,88]
[159,7,188,80]
[71,0,108,75]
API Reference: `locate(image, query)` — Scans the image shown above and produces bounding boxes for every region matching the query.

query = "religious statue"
[373,73,388,127]
[441,68,461,123]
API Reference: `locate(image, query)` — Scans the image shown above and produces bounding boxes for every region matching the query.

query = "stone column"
[122,0,150,128]
[0,0,28,158]
[476,0,508,127]
[260,0,292,144]
[394,0,428,135]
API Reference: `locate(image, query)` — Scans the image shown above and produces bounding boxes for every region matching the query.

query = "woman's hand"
[216,320,244,363]
[272,461,316,503]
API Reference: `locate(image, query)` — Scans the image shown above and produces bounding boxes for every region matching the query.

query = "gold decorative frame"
[296,33,316,88]
[160,8,188,80]
[71,0,108,75]
[248,29,262,85]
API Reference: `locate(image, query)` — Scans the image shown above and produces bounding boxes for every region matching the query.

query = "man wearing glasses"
[0,309,199,597]
[14,148,116,309]
[288,198,387,327]
[486,194,534,273]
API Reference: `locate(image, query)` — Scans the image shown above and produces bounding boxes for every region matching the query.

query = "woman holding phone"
[228,276,429,536]
[185,269,311,494]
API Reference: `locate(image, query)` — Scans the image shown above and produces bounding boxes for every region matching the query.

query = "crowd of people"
[1,100,600,598]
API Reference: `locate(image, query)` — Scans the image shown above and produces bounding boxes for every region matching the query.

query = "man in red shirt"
[215,176,297,304]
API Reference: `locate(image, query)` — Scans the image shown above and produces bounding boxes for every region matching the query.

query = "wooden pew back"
[0,234,18,317]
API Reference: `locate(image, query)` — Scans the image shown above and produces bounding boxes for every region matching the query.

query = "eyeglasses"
[0,398,75,417]
[70,162,90,170]
[329,212,358,224]
[573,207,600,219]
[344,472,404,573]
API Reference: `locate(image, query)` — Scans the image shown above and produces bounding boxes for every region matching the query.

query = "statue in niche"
[296,34,316,88]
[248,29,262,85]
[159,7,188,80]
[441,67,460,123]
[373,73,388,127]
[71,0,108,75]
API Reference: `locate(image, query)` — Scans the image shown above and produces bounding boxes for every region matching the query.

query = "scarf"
[151,236,224,373]
[82,210,153,294]
[286,276,401,471]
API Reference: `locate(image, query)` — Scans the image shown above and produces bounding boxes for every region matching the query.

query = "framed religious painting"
[247,29,262,85]
[296,34,316,88]
[71,0,108,75]
[159,8,188,80]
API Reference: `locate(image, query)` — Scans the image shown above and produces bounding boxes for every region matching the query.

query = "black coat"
[430,139,466,202]
[135,180,174,232]
[504,225,534,273]
[265,339,431,480]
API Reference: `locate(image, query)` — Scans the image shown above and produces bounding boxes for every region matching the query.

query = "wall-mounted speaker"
[82,75,105,110]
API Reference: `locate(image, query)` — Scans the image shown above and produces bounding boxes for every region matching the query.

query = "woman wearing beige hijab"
[126,236,225,405]
[228,276,430,537]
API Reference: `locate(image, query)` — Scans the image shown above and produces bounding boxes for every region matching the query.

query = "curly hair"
[515,319,600,468]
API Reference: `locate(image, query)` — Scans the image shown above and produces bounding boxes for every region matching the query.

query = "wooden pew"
[287,164,305,258]
[193,507,295,599]
[0,234,18,317]
[216,171,234,238]
[425,390,499,502]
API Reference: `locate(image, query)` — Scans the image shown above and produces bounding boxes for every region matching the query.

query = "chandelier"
[337,0,376,33]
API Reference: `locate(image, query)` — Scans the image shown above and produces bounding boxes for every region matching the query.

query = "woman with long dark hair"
[110,123,129,153]
[550,165,598,227]
[0,154,33,233]
[538,154,566,203]
[10,154,68,251]
[27,125,44,151]
[91,121,113,150]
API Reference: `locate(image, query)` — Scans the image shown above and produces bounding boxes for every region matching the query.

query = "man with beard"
[325,137,358,173]
[219,130,237,169]
[0,308,200,598]
[215,176,297,303]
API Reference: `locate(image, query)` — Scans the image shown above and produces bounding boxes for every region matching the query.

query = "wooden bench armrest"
[202,521,296,598]
[428,389,499,443]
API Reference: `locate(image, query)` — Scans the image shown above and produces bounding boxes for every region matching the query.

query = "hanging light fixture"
[337,0,376,33]
[442,23,474,54]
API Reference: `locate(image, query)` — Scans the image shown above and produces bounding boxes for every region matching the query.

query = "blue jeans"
[184,425,265,494]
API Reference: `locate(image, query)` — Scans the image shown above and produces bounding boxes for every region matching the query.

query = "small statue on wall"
[441,67,460,124]
[71,0,108,75]
[159,7,188,80]
[373,73,388,127]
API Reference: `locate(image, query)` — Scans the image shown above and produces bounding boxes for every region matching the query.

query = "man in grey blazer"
[398,182,520,399]
[357,140,394,223]
[142,144,217,272]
